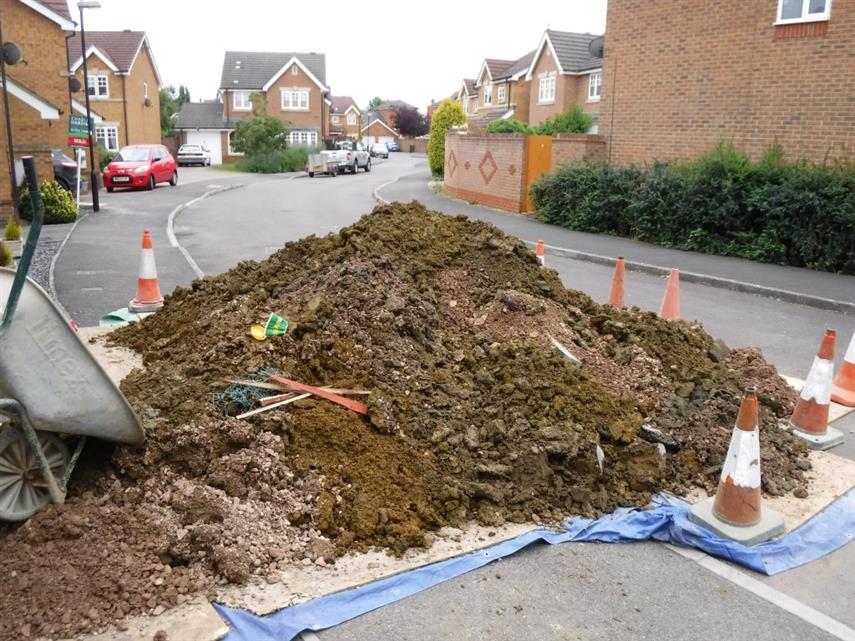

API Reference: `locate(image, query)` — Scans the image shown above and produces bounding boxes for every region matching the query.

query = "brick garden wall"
[552,134,607,166]
[444,134,527,212]
[600,0,855,164]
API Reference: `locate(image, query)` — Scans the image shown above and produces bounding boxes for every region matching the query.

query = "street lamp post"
[77,0,101,212]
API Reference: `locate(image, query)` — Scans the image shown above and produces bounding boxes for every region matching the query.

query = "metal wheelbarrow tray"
[0,157,143,521]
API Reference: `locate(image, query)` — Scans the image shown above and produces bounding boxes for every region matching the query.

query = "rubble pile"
[0,202,804,639]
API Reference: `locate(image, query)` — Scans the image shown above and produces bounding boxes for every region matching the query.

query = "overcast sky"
[78,0,607,111]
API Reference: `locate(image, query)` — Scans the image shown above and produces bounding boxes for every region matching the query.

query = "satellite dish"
[2,42,21,65]
[589,36,604,59]
[68,77,82,93]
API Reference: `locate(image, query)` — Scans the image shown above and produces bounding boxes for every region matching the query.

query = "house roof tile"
[374,99,416,111]
[495,50,536,80]
[546,30,602,73]
[68,30,146,71]
[36,0,72,20]
[484,59,515,79]
[331,95,359,114]
[175,101,235,130]
[220,51,326,90]
[462,79,477,97]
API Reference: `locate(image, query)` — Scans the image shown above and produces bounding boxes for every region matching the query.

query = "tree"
[366,96,383,111]
[231,115,289,155]
[427,99,467,176]
[393,106,429,137]
[159,85,192,138]
[177,85,191,104]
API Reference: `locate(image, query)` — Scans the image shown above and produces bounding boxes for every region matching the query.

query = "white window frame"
[775,0,831,24]
[228,131,243,156]
[95,125,119,151]
[288,131,318,146]
[347,112,356,125]
[538,76,555,104]
[463,99,468,114]
[233,90,252,111]
[332,115,340,124]
[497,84,506,103]
[281,89,309,111]
[588,72,602,102]
[143,81,148,99]
[483,83,492,106]
[87,74,109,99]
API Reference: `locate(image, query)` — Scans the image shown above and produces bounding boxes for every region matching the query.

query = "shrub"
[428,99,467,177]
[487,119,533,134]
[535,104,594,135]
[97,144,115,171]
[531,144,855,274]
[17,180,79,224]
[4,218,22,241]
[231,115,289,156]
[0,242,10,267]
[235,146,317,174]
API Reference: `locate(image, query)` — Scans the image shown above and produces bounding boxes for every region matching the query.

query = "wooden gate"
[523,135,552,212]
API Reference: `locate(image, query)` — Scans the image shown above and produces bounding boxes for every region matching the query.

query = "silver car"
[177,144,211,167]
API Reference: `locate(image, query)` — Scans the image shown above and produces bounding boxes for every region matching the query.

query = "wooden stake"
[236,394,312,419]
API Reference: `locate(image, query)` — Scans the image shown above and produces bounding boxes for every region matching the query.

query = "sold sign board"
[68,115,93,147]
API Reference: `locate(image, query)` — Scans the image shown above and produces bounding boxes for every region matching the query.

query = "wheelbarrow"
[0,157,143,521]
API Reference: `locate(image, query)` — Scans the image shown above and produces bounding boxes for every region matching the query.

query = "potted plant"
[3,218,23,258]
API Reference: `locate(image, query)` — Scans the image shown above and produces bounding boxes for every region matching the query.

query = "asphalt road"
[51,153,855,641]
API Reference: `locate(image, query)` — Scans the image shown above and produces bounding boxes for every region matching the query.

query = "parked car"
[103,144,178,192]
[386,142,400,152]
[320,140,370,173]
[370,143,389,159]
[176,144,211,167]
[52,149,85,193]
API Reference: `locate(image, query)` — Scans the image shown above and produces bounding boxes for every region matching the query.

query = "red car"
[104,144,178,192]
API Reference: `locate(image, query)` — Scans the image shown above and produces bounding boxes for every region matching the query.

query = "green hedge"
[531,145,855,274]
[235,147,317,173]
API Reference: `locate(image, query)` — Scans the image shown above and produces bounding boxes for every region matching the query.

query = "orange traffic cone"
[536,240,545,267]
[790,329,843,450]
[688,388,784,545]
[128,229,164,313]
[607,256,625,309]
[831,331,855,407]
[658,268,680,320]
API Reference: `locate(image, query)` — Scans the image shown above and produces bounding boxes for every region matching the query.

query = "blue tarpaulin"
[215,489,855,641]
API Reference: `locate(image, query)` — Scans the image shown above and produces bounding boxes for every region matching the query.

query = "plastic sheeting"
[215,489,855,641]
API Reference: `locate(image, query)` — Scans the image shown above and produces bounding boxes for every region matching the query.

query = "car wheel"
[308,171,315,178]
[146,175,155,191]
[365,159,371,173]
[107,187,114,193]
[206,159,211,166]
[169,171,178,186]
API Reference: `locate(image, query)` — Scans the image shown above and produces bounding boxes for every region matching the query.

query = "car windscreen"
[180,145,201,152]
[114,148,151,162]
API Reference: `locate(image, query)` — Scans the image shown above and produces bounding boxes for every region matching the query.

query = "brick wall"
[0,0,71,215]
[600,0,855,164]
[551,134,607,166]
[123,46,161,145]
[444,134,527,212]
[400,137,427,153]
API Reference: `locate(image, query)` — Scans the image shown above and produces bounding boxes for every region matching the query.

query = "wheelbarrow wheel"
[0,430,69,521]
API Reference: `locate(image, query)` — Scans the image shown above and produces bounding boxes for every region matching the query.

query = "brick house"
[68,30,163,152]
[373,99,416,130]
[454,79,478,118]
[329,96,361,141]
[524,30,603,130]
[360,112,400,147]
[0,0,76,214]
[468,51,534,133]
[176,51,330,164]
[599,0,855,163]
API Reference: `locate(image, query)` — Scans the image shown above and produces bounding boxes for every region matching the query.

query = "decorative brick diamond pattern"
[464,161,471,170]
[447,150,458,177]
[508,165,517,176]
[478,151,497,184]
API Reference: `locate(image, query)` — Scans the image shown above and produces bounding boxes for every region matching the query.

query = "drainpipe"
[121,74,129,145]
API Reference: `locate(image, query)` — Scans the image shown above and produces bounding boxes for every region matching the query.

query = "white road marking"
[667,544,855,641]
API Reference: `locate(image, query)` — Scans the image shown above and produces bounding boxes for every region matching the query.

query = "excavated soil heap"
[0,202,805,640]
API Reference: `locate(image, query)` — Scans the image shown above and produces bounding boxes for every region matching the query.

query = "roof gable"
[220,51,327,90]
[18,0,75,29]
[262,56,328,92]
[68,31,155,76]
[360,117,398,136]
[526,30,603,80]
[331,95,360,114]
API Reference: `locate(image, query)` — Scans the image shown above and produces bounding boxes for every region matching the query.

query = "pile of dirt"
[0,202,804,639]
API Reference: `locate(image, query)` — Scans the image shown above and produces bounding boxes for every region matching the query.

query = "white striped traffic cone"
[128,229,164,313]
[536,240,545,266]
[790,329,844,450]
[688,388,784,545]
[831,331,855,407]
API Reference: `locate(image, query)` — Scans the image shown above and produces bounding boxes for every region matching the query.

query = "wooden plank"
[269,376,369,416]
[236,394,312,419]
[223,379,371,396]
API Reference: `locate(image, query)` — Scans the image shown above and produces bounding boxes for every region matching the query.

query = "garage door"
[374,135,395,146]
[185,131,223,165]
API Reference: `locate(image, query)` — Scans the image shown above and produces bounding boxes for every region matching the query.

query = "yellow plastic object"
[250,325,267,341]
